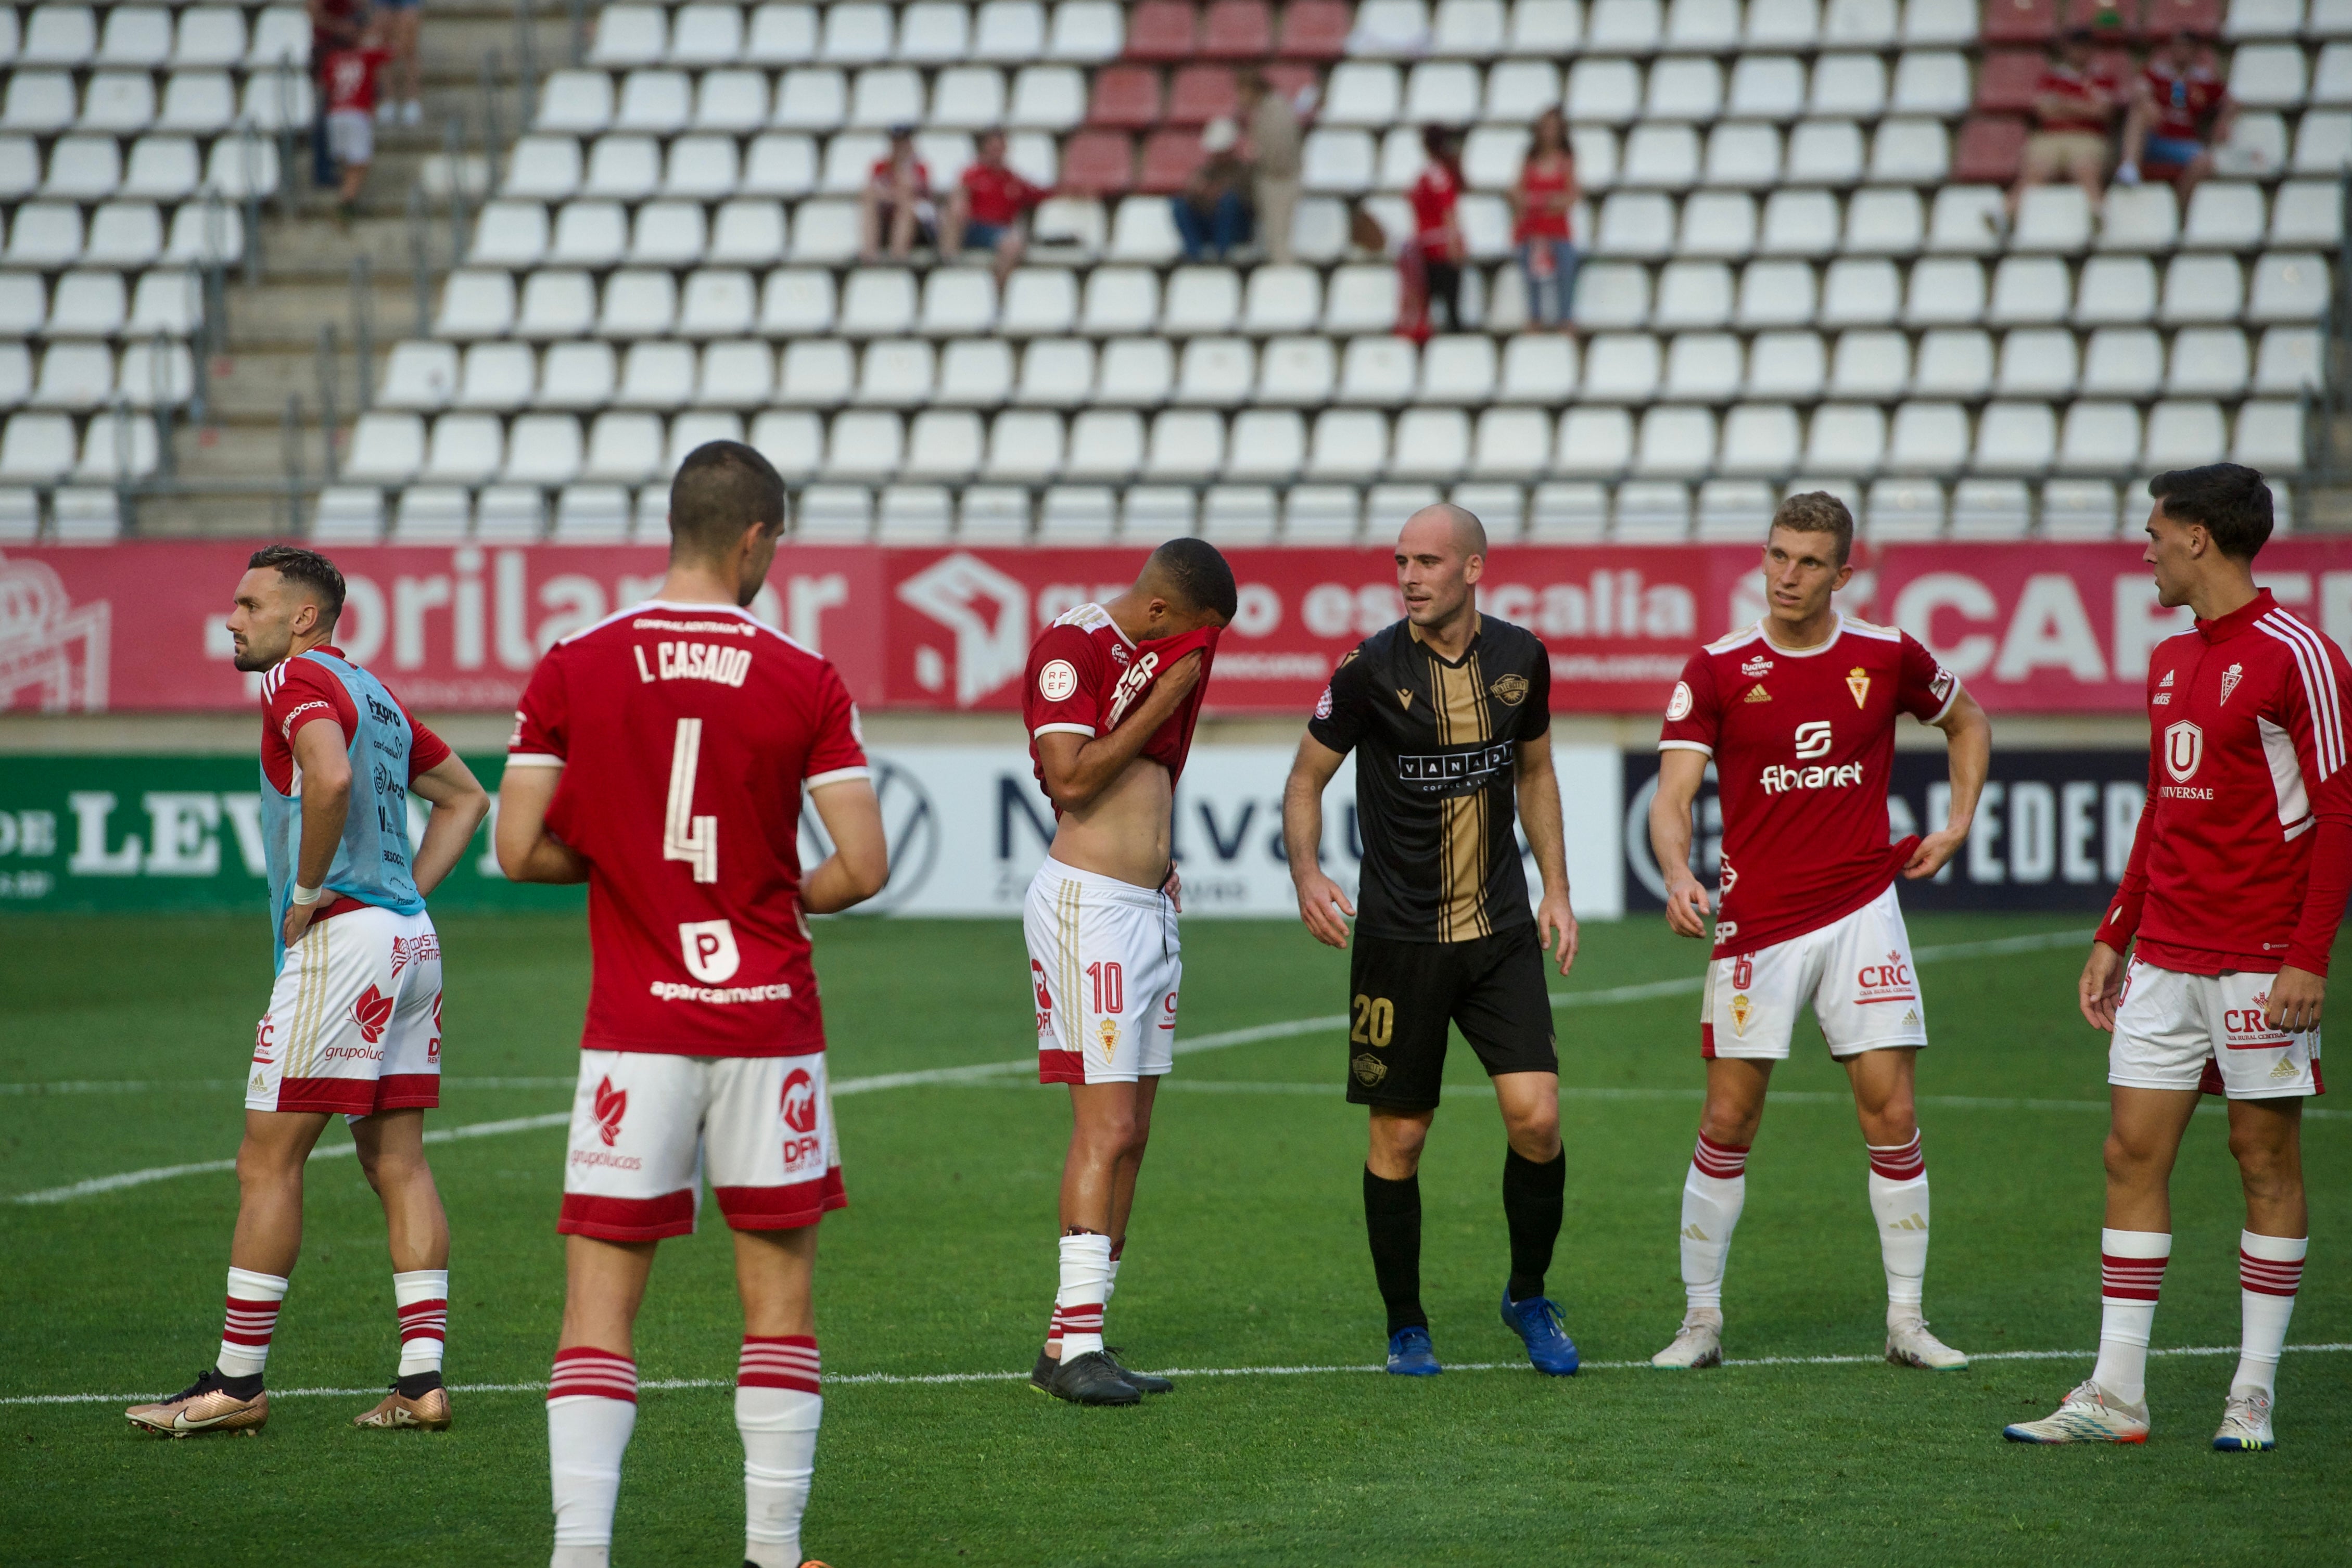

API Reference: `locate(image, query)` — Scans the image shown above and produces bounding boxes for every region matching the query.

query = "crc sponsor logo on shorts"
[780,1068,822,1172]
[2222,993,2294,1048]
[648,980,793,1003]
[1855,950,1917,1004]
[1758,761,1864,794]
[252,1015,274,1065]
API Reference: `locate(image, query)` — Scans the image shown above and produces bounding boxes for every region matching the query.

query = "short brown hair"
[2151,463,2273,560]
[668,440,787,562]
[1769,491,1854,565]
[247,543,346,626]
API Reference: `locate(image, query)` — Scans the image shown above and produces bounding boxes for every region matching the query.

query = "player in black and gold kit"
[1282,503,1583,1378]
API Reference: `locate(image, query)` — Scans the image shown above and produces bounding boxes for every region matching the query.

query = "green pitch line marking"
[11,1343,2351,1407]
[2,925,2271,1207]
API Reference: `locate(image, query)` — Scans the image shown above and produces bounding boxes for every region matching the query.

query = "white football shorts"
[2110,960,2324,1100]
[1023,856,1180,1084]
[248,904,442,1117]
[558,1049,845,1242]
[1700,882,1928,1062]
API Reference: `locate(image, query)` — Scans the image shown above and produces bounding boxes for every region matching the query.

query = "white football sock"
[218,1267,289,1379]
[1048,1246,1122,1361]
[1679,1135,1749,1317]
[548,1348,637,1560]
[1055,1232,1113,1359]
[738,1336,822,1568]
[1866,1134,1929,1323]
[393,1268,449,1377]
[2091,1229,2170,1407]
[2232,1230,2307,1397]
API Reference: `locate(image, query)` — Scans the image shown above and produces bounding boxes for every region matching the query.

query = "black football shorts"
[1344,924,1557,1113]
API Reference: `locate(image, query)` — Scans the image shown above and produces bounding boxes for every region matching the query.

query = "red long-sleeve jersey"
[2102,589,2352,976]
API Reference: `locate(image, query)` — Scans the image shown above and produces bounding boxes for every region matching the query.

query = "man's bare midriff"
[1049,755,1174,890]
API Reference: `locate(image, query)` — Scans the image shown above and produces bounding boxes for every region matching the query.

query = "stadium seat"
[1759,188,1838,254]
[1589,0,1666,53]
[29,342,113,412]
[1952,115,2027,184]
[3,202,80,270]
[1682,190,1759,257]
[457,343,536,411]
[1226,409,1305,478]
[1585,334,1663,401]
[2254,326,2324,394]
[1597,192,1676,258]
[757,270,834,338]
[381,343,459,412]
[1626,124,1705,190]
[1471,407,1550,478]
[618,341,698,410]
[1971,401,2056,474]
[502,415,586,486]
[778,339,854,405]
[1889,401,1969,473]
[1744,329,1824,399]
[1340,335,1418,403]
[1926,186,2005,254]
[2099,186,2179,251]
[2290,110,2349,174]
[1093,336,1171,402]
[1903,257,1986,326]
[1325,266,1401,334]
[387,485,473,544]
[1164,267,1242,335]
[1711,402,1794,474]
[1251,336,1333,404]
[697,340,778,408]
[1945,478,2030,539]
[2145,398,2229,468]
[1805,403,1887,475]
[2231,43,2310,109]
[1829,330,1910,399]
[82,203,161,270]
[2233,400,2306,468]
[550,201,626,268]
[1434,0,1510,54]
[172,7,246,69]
[1567,57,1641,125]
[1419,336,1497,403]
[1390,408,1471,480]
[2073,327,2159,399]
[774,68,849,131]
[1646,57,1723,121]
[2166,327,2249,397]
[537,342,620,409]
[1728,55,1807,120]
[2248,252,2331,322]
[1656,261,1736,329]
[2318,41,2352,105]
[80,70,156,135]
[2268,182,2342,248]
[580,412,663,483]
[1846,187,1925,253]
[1997,328,2079,397]
[1891,49,1970,116]
[1735,260,1815,328]
[1665,333,1744,400]
[1987,257,2070,325]
[2053,400,2139,474]
[617,70,691,135]
[1613,480,1692,539]
[1812,53,1887,119]
[857,338,936,406]
[2037,478,2117,540]
[1525,479,1609,541]
[1863,475,1943,538]
[2155,253,2242,324]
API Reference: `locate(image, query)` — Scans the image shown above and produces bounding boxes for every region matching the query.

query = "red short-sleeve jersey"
[1658,615,1958,959]
[870,157,932,190]
[323,46,390,114]
[2035,64,2120,133]
[2142,59,2227,143]
[1022,603,1218,807]
[1408,163,1460,246]
[963,162,1045,225]
[2101,590,2352,977]
[507,601,870,1057]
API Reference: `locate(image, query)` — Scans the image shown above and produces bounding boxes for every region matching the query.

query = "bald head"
[1397,502,1486,563]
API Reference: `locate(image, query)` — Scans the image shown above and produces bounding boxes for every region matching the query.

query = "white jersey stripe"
[2257,614,2345,779]
[2273,613,2347,777]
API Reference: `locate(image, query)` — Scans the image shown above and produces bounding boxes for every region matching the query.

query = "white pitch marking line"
[0,926,2260,1205]
[12,1342,2352,1407]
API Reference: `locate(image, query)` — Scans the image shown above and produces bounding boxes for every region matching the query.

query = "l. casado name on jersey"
[632,640,754,688]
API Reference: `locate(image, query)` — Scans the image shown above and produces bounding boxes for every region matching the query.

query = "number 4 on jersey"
[664,717,718,883]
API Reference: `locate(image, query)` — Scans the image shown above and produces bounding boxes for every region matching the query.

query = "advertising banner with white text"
[8,541,2349,716]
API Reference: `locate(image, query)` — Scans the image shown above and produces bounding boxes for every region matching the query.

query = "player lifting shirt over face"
[1021,539,1237,1407]
[1283,504,1583,1379]
[1648,491,1991,1375]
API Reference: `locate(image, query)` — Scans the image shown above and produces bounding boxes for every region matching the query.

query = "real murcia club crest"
[1730,993,1752,1036]
[1098,1018,1119,1059]
[1846,666,1871,708]
[2220,662,2244,705]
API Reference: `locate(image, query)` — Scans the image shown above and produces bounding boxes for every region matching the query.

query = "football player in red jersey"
[497,441,889,1568]
[1020,539,1235,1406]
[2008,465,2345,1453]
[1648,491,1990,1373]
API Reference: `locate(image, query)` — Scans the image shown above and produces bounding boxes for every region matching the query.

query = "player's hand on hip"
[2264,965,2325,1034]
[1537,891,1579,975]
[1162,862,1183,913]
[282,900,315,950]
[2078,940,2127,1032]
[1295,869,1355,949]
[1903,827,1966,881]
[1662,873,1710,940]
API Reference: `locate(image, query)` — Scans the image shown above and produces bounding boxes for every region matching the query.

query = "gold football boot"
[125,1370,269,1437]
[353,1379,452,1431]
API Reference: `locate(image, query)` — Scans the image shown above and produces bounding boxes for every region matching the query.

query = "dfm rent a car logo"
[2164,720,2204,784]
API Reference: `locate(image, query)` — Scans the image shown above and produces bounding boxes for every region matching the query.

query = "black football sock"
[1363,1167,1427,1335]
[217,1370,265,1399]
[1503,1147,1567,1304]
[395,1370,444,1398]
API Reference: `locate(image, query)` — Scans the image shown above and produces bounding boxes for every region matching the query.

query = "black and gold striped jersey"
[1307,615,1552,944]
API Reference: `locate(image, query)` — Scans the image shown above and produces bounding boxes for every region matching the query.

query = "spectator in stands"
[1172,118,1254,262]
[322,18,393,225]
[374,0,423,126]
[1513,107,1579,334]
[860,125,936,263]
[1398,126,1467,344]
[1240,68,1302,266]
[2005,29,2126,222]
[308,0,366,188]
[942,130,1047,282]
[2120,26,2237,198]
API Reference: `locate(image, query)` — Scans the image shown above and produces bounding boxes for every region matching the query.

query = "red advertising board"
[7,539,2352,716]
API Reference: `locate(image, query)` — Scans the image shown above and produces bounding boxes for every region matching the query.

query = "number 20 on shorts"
[1351,994,1394,1048]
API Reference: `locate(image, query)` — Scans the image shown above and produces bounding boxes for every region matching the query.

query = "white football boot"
[2003,1379,2151,1444]
[2212,1388,2277,1452]
[1650,1311,1723,1369]
[1885,1316,1968,1370]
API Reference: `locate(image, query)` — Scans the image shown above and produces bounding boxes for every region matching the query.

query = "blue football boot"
[1385,1325,1441,1375]
[1499,1289,1580,1376]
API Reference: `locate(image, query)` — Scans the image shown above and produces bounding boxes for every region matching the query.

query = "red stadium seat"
[1125,0,1199,61]
[1138,127,1205,193]
[1167,65,1240,126]
[1277,0,1351,60]
[1263,61,1319,106]
[1087,65,1164,130]
[1975,49,2046,113]
[1953,114,2028,183]
[2066,0,2140,36]
[1980,0,2058,44]
[1061,130,1137,194]
[2141,0,2223,36]
[1201,0,1274,59]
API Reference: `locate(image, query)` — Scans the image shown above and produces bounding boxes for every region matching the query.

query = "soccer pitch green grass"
[3,911,2346,1567]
